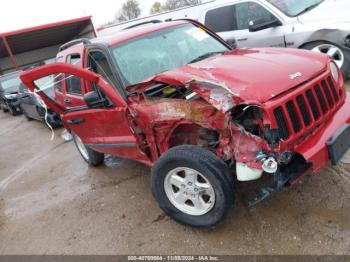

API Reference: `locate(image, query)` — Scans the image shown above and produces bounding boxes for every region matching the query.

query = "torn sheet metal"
[186,78,239,113]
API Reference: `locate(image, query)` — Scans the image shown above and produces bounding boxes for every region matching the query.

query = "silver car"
[99,0,350,76]
[200,0,350,77]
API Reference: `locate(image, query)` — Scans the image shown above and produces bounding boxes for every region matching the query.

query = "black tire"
[1,104,8,113]
[8,105,20,116]
[151,145,235,228]
[45,110,62,129]
[72,133,104,166]
[37,107,62,129]
[302,41,350,79]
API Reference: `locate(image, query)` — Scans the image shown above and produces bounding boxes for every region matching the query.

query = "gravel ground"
[0,81,349,255]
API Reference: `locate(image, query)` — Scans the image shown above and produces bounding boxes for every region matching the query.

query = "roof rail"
[59,38,91,52]
[123,20,162,30]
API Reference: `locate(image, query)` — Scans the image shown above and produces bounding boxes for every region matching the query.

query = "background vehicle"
[99,0,350,78]
[18,81,62,128]
[21,20,350,228]
[0,71,23,116]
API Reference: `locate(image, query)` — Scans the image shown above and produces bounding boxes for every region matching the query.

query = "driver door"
[20,63,149,163]
[211,1,286,48]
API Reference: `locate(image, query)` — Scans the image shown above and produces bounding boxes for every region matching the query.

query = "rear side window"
[66,55,82,95]
[205,5,236,33]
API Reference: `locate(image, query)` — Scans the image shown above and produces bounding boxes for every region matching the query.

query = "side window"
[88,51,117,87]
[54,74,63,92]
[65,55,83,95]
[235,2,276,30]
[34,75,55,100]
[205,5,236,33]
[33,74,112,108]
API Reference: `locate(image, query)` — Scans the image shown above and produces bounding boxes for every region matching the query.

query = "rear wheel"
[303,41,350,79]
[37,106,62,129]
[151,145,235,228]
[72,133,104,166]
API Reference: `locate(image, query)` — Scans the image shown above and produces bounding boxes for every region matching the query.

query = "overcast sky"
[0,0,159,33]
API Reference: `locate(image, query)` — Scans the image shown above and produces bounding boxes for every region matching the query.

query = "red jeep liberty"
[21,20,350,227]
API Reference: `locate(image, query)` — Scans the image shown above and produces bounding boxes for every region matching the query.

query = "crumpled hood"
[298,0,350,24]
[153,48,328,105]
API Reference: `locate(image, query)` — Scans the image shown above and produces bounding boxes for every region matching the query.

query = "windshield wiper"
[188,51,224,64]
[296,2,322,16]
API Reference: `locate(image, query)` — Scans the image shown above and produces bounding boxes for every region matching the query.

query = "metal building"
[0,16,96,75]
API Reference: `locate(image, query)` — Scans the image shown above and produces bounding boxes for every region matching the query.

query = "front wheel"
[1,104,8,113]
[151,145,235,228]
[303,41,350,79]
[72,133,104,166]
[8,104,21,116]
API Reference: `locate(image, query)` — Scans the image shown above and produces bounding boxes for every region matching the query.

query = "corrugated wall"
[0,18,96,75]
[0,45,60,74]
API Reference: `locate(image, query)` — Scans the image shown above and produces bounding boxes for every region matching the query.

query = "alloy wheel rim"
[312,44,344,68]
[74,135,89,161]
[164,167,215,216]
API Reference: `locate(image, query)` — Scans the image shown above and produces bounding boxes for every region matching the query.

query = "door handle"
[67,118,85,125]
[237,38,248,42]
[64,98,72,104]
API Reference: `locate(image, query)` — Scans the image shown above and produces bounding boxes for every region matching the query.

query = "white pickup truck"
[99,0,350,77]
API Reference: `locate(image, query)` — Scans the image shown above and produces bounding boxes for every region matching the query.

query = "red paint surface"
[20,20,350,177]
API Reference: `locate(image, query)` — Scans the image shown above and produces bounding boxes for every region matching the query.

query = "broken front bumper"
[295,93,350,174]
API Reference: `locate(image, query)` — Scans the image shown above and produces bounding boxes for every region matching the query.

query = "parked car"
[21,20,350,227]
[18,80,62,128]
[99,0,350,78]
[0,71,23,116]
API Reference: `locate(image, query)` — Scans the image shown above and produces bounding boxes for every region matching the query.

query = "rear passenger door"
[203,1,285,48]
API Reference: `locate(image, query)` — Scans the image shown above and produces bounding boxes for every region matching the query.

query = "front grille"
[296,95,311,126]
[273,75,341,140]
[306,90,320,120]
[327,76,339,102]
[274,107,289,140]
[315,85,327,113]
[286,101,301,133]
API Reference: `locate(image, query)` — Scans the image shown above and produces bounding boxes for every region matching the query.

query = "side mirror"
[249,18,282,32]
[84,91,106,109]
[226,38,237,49]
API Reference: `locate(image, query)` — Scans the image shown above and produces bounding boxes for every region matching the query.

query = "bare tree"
[116,0,141,22]
[163,0,202,11]
[183,0,202,5]
[150,1,162,14]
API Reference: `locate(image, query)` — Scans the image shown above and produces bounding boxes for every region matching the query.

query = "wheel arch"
[160,122,221,155]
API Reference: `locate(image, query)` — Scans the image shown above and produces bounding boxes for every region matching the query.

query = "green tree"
[116,0,141,22]
[150,1,162,14]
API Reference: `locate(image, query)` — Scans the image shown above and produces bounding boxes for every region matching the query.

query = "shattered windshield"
[0,75,21,91]
[111,23,229,86]
[267,0,324,17]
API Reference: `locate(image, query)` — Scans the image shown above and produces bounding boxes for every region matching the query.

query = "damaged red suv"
[21,20,350,227]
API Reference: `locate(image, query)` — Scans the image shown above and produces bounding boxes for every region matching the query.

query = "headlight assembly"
[330,62,340,83]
